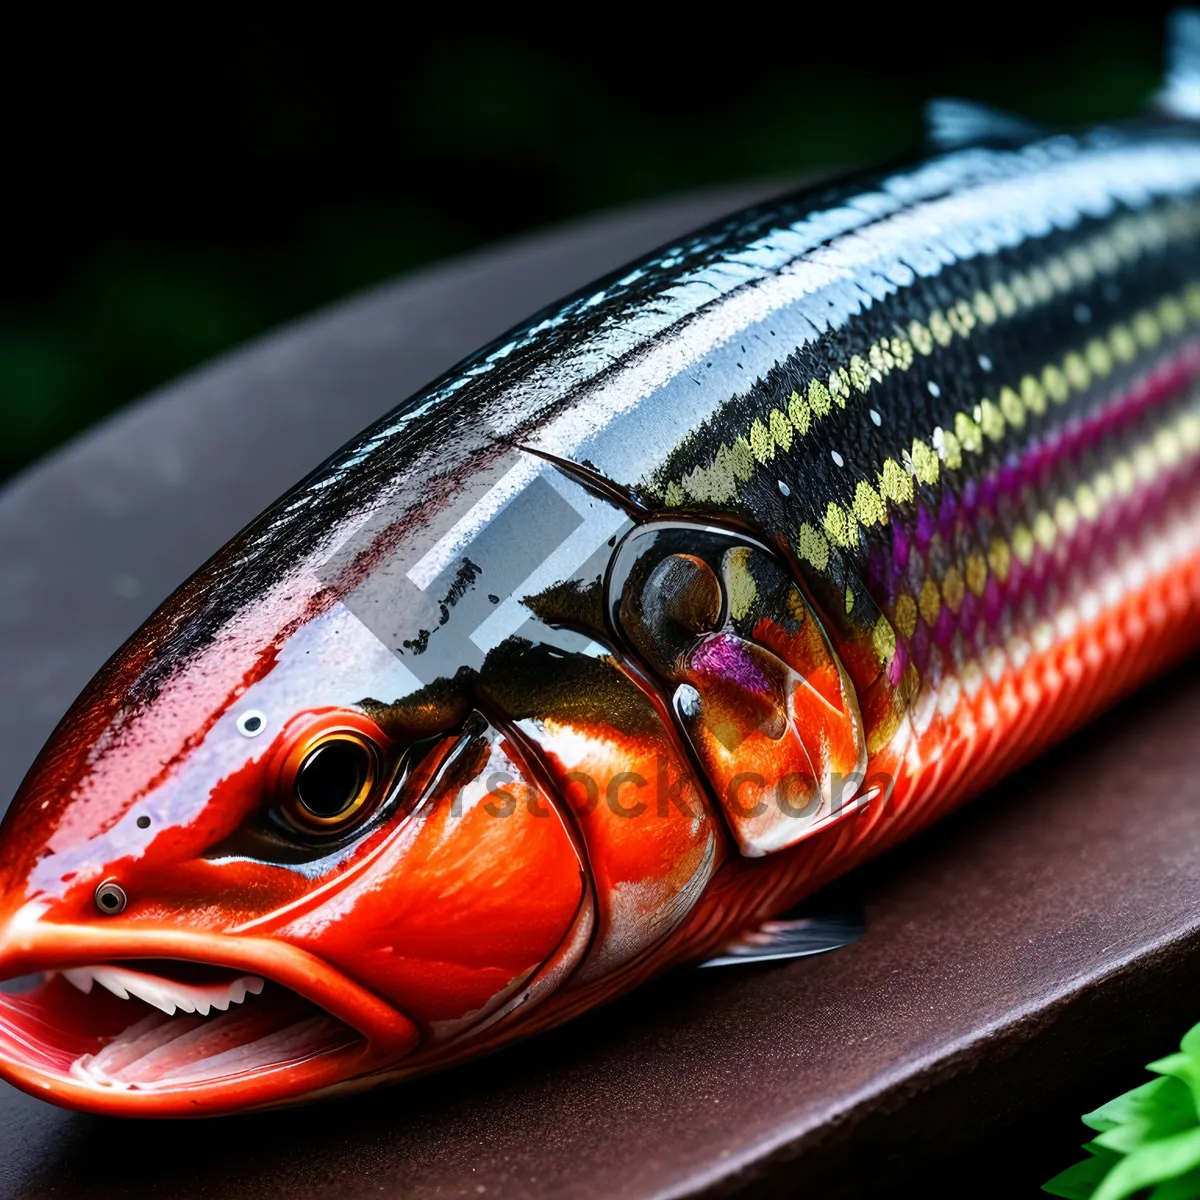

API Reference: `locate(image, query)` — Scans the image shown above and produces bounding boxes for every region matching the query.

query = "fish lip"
[0,919,418,1117]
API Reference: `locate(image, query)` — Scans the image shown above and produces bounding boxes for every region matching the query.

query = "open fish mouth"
[0,930,419,1116]
[1,961,360,1096]
[53,961,361,1090]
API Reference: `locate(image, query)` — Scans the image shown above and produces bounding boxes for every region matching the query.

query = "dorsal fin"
[925,97,1043,151]
[1158,8,1200,119]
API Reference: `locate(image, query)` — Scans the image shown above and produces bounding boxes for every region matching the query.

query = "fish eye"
[296,739,372,819]
[277,727,381,837]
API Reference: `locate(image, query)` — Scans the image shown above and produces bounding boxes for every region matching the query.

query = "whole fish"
[4,32,1200,1117]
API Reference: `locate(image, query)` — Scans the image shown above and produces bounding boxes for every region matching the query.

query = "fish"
[3,19,1200,1118]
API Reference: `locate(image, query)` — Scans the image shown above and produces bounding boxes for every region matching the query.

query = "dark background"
[0,10,1182,485]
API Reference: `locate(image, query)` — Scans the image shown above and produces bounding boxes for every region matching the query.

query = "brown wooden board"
[1,183,1198,1199]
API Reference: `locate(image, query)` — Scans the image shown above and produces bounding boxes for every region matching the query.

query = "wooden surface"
[1,182,1198,1199]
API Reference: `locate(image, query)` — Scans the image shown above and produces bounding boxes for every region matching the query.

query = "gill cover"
[608,521,867,856]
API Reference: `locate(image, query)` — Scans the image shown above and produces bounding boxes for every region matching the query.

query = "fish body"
[1,114,1200,1115]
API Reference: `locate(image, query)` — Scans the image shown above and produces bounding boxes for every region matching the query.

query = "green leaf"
[1092,1127,1200,1200]
[1150,1054,1198,1082]
[1046,1022,1200,1198]
[1092,1079,1199,1153]
[1084,1077,1187,1133]
[1149,1164,1200,1200]
[1044,1145,1124,1198]
[1151,1049,1200,1113]
[1178,1023,1200,1063]
[1097,1115,1196,1156]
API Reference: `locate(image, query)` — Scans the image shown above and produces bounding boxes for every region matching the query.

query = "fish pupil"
[295,740,368,819]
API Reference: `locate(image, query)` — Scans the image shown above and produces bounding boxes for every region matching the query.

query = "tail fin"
[1158,8,1200,119]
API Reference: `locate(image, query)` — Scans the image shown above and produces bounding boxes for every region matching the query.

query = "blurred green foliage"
[0,15,1175,483]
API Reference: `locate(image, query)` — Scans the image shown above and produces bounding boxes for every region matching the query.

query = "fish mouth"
[0,923,418,1117]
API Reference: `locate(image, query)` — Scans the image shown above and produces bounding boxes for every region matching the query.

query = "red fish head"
[0,570,590,1117]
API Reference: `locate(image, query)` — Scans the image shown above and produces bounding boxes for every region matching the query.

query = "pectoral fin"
[698,909,865,968]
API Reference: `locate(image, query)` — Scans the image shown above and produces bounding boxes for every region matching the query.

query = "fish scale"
[542,133,1200,996]
[3,74,1200,1114]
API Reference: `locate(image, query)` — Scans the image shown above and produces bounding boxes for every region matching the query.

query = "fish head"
[0,429,869,1117]
[0,499,593,1116]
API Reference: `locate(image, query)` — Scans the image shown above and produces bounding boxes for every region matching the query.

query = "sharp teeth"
[63,967,97,994]
[90,970,131,1002]
[58,965,266,1018]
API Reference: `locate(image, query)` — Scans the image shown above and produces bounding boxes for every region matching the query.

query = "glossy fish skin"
[1,119,1199,1117]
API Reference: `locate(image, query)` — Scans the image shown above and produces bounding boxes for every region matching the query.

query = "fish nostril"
[237,710,267,737]
[94,880,128,916]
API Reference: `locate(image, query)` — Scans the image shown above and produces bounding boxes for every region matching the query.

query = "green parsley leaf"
[1044,1145,1124,1198]
[1044,1023,1200,1199]
[1092,1128,1200,1200]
